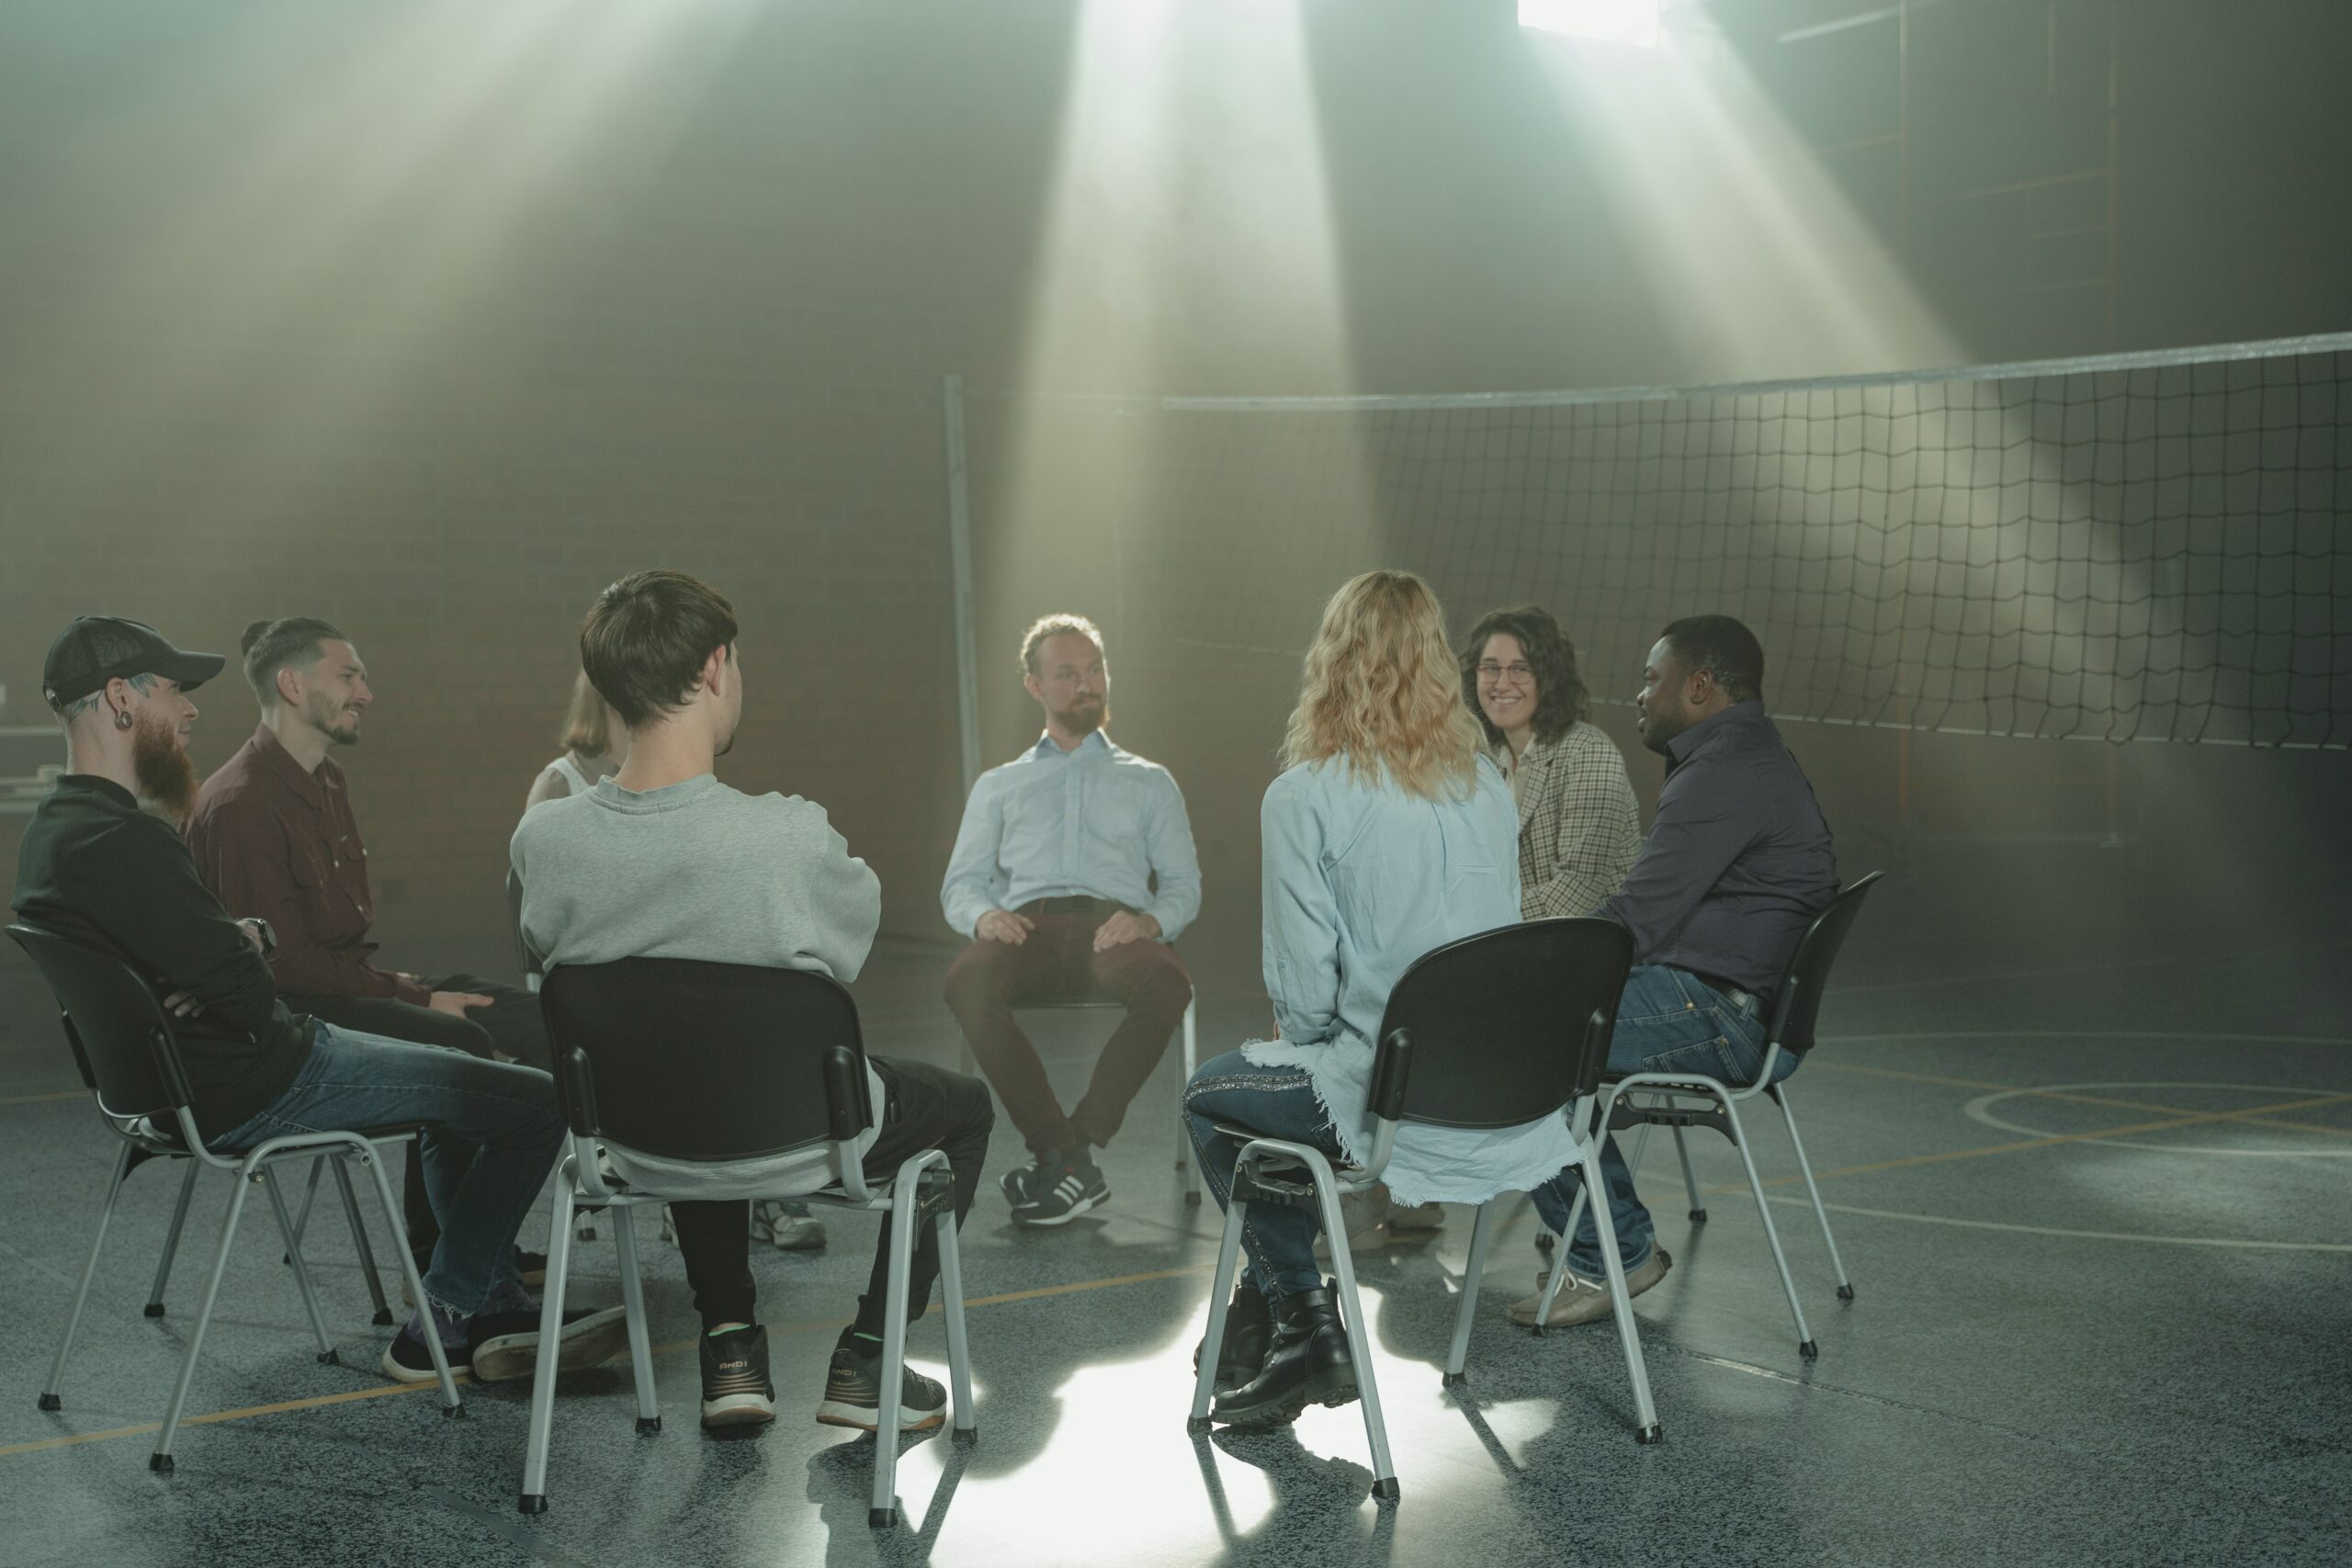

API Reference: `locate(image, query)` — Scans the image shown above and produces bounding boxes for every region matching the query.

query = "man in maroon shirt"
[185,616,548,1258]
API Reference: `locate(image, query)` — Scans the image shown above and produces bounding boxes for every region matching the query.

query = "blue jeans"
[211,1024,564,1318]
[1182,1050,1340,1301]
[1530,965,1794,1279]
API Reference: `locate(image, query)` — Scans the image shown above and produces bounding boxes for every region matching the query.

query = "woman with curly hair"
[1461,605,1640,919]
[1182,570,1583,1429]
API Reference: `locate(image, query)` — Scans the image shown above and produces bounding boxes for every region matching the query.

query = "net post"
[942,373,982,796]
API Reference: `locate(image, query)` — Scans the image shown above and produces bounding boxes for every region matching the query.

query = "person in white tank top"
[525,672,626,811]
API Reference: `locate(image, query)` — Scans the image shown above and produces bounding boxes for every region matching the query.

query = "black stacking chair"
[7,922,462,1469]
[1186,918,1659,1501]
[1543,874,1883,1358]
[520,957,976,1528]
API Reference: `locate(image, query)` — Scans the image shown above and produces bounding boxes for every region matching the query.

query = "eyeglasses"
[1476,661,1535,686]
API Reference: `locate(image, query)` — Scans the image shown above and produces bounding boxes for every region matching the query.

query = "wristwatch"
[240,917,278,955]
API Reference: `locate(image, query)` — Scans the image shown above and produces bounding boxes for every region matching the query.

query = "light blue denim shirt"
[1242,753,1587,1206]
[940,730,1203,942]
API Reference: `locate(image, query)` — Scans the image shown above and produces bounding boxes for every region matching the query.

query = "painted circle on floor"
[1962,1079,2352,1156]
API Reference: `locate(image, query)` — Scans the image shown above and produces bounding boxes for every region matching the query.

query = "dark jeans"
[669,1058,994,1337]
[284,975,548,1250]
[1182,1050,1339,1300]
[1529,964,1794,1277]
[210,1023,562,1317]
[942,915,1192,1155]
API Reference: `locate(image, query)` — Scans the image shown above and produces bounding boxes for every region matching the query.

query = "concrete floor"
[3,843,2349,1568]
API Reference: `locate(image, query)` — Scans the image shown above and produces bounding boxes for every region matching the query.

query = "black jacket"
[12,774,313,1137]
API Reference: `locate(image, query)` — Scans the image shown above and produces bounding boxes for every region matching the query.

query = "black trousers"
[284,975,548,1249]
[669,1057,994,1338]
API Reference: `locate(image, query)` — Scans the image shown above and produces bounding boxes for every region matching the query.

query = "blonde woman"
[524,671,628,810]
[1460,604,1640,918]
[1183,570,1579,1429]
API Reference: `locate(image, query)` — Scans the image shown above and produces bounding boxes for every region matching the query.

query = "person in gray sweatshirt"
[510,570,993,1436]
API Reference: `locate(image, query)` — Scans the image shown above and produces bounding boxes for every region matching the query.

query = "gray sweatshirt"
[509,772,885,1196]
[512,773,880,979]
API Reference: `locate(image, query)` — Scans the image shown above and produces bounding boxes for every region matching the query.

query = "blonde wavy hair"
[1281,570,1486,800]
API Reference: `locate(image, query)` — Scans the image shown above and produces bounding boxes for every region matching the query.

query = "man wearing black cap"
[11,617,628,1384]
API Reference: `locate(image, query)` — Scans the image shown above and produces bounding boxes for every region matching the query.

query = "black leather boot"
[1209,1285,1357,1428]
[1192,1280,1275,1395]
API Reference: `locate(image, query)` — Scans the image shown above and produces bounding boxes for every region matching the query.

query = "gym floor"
[3,841,2347,1568]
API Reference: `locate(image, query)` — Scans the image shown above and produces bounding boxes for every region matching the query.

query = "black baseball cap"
[40,617,226,710]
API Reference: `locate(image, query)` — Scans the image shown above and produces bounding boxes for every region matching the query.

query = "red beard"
[133,709,198,823]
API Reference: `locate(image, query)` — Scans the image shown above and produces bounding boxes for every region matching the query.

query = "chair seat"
[1601,1067,1758,1093]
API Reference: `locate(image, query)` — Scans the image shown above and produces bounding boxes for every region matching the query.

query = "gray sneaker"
[753,1199,828,1251]
[1506,1247,1672,1328]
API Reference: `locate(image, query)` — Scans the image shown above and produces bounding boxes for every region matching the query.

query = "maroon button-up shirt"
[184,725,430,1005]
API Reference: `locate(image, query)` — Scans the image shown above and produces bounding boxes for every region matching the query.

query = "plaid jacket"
[1498,721,1643,919]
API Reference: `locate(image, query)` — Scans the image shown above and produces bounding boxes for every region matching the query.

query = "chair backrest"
[6,922,192,1122]
[1766,872,1883,1055]
[1372,918,1634,1131]
[537,957,872,1163]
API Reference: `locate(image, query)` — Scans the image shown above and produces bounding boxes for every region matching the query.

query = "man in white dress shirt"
[941,615,1201,1226]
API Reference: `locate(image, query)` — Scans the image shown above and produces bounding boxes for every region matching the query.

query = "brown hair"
[1459,604,1591,747]
[558,670,610,757]
[1282,570,1485,801]
[1019,613,1105,678]
[580,570,740,729]
[240,617,345,707]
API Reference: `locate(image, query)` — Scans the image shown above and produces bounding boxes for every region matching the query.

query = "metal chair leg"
[262,1166,338,1362]
[1582,1146,1661,1443]
[145,1156,201,1319]
[1538,1182,1591,1327]
[1669,1124,1707,1223]
[1306,1159,1396,1502]
[1442,1200,1495,1384]
[608,1202,660,1429]
[1771,1084,1852,1299]
[518,1173,578,1513]
[1715,1090,1815,1356]
[870,1156,927,1529]
[1178,1001,1202,1202]
[356,1142,460,1412]
[1189,1197,1250,1429]
[328,1156,395,1326]
[283,1154,326,1260]
[153,1169,256,1471]
[41,1142,134,1409]
[934,1208,977,1443]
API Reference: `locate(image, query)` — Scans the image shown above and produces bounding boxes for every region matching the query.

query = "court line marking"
[0,1089,84,1107]
[1832,939,2352,997]
[1752,1192,2352,1254]
[1965,1081,2352,1155]
[1694,1089,2352,1193]
[0,1263,1217,1461]
[1810,1041,2352,1136]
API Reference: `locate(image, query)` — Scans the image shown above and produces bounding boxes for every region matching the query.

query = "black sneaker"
[816,1342,947,1432]
[1012,1150,1109,1227]
[470,1304,631,1382]
[700,1325,777,1429]
[514,1247,548,1288]
[381,1322,470,1383]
